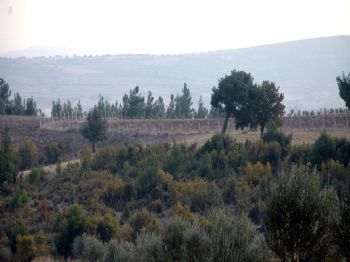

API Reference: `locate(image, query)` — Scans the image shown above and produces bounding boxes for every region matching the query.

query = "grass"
[177,129,350,146]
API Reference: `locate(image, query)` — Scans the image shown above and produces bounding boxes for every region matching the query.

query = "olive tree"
[261,166,339,261]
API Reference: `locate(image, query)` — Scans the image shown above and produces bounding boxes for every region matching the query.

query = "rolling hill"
[1,35,349,114]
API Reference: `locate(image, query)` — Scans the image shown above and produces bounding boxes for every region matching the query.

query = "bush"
[55,205,84,257]
[208,209,266,262]
[44,142,67,164]
[101,178,124,208]
[136,229,164,262]
[9,188,28,210]
[18,139,38,169]
[128,209,161,238]
[96,215,121,242]
[105,239,136,262]
[261,166,339,261]
[15,234,36,262]
[183,221,211,262]
[163,216,189,260]
[28,167,44,184]
[337,197,350,259]
[170,178,221,212]
[73,234,107,262]
[310,132,337,168]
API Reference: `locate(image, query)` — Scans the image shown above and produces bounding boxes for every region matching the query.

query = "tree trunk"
[92,142,96,153]
[221,113,229,134]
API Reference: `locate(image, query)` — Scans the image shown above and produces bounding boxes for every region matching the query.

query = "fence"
[39,113,350,134]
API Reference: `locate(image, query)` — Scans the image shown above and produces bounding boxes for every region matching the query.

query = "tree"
[337,72,350,109]
[0,127,18,183]
[51,99,62,118]
[174,83,194,119]
[18,139,38,169]
[153,96,165,119]
[12,93,25,115]
[24,97,38,116]
[0,78,11,115]
[166,94,175,118]
[211,70,255,134]
[195,96,208,118]
[255,81,285,133]
[261,167,339,261]
[145,91,155,119]
[81,107,107,153]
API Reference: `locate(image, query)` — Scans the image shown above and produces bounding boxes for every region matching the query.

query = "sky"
[0,0,350,55]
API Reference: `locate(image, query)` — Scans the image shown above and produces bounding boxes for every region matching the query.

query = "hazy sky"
[0,0,349,55]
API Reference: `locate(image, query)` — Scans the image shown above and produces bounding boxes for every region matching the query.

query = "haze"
[1,0,350,55]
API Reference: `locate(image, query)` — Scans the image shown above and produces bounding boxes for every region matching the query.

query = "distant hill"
[1,35,349,114]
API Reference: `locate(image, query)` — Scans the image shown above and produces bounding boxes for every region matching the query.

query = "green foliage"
[28,167,43,184]
[337,72,350,109]
[80,146,92,172]
[18,138,38,169]
[261,166,339,261]
[211,70,256,133]
[128,209,161,238]
[76,234,107,262]
[10,218,27,252]
[96,215,121,242]
[136,229,164,262]
[55,205,85,257]
[310,132,337,168]
[121,86,145,119]
[195,96,208,119]
[44,141,67,164]
[9,188,28,210]
[15,234,36,262]
[0,78,39,116]
[174,83,194,119]
[81,106,107,152]
[105,239,137,262]
[0,127,18,183]
[208,209,266,262]
[255,81,285,133]
[337,197,350,259]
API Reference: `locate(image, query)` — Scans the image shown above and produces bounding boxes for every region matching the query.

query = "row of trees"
[51,84,215,120]
[0,78,40,116]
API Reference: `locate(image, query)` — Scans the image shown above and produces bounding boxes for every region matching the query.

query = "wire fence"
[39,112,350,134]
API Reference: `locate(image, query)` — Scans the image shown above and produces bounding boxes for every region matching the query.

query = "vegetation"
[81,106,107,152]
[211,70,285,134]
[0,78,40,116]
[337,72,350,110]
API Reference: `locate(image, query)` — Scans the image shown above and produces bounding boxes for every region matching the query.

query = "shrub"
[96,215,121,242]
[10,218,27,252]
[80,146,92,172]
[128,209,161,238]
[163,216,189,260]
[101,178,124,208]
[18,139,38,169]
[105,239,136,262]
[208,210,266,262]
[170,178,221,212]
[183,221,211,262]
[55,205,84,257]
[310,132,337,168]
[73,234,107,262]
[136,229,164,262]
[337,197,350,259]
[9,188,28,210]
[16,234,36,262]
[44,142,67,164]
[261,166,339,261]
[149,199,165,213]
[28,167,44,184]
[137,167,173,198]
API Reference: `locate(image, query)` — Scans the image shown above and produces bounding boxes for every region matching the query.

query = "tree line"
[0,78,40,116]
[51,84,217,120]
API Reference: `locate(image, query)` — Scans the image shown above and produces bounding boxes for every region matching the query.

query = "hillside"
[1,35,350,113]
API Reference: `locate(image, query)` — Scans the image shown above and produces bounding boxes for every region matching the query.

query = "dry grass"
[177,129,350,146]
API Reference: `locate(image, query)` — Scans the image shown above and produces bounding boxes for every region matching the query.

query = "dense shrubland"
[0,127,350,261]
